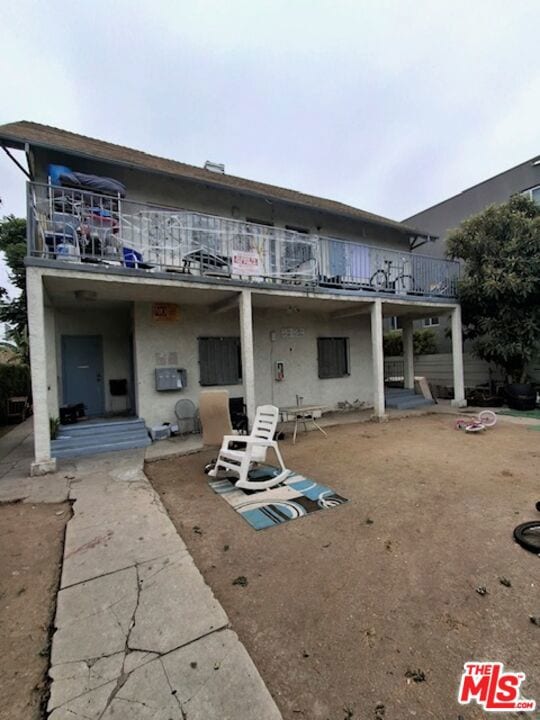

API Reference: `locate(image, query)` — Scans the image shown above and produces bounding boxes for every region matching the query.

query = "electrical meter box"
[154,368,187,391]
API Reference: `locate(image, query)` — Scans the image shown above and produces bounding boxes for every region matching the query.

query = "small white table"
[279,404,329,444]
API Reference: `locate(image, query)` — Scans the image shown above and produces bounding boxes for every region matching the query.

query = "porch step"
[385,388,417,399]
[56,418,146,438]
[384,387,434,410]
[52,417,151,459]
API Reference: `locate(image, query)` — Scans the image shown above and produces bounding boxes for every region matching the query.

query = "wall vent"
[204,160,225,174]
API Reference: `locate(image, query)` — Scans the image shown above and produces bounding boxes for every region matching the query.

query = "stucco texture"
[133,301,373,427]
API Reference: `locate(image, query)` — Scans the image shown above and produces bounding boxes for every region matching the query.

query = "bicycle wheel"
[513,521,540,554]
[395,274,416,294]
[370,269,387,290]
[465,422,485,433]
[478,410,497,427]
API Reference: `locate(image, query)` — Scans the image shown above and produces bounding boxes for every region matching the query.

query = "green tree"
[0,216,28,361]
[3,327,29,364]
[447,195,540,382]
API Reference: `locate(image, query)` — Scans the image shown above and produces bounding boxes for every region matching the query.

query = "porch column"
[370,299,386,420]
[239,289,256,427]
[450,305,466,407]
[27,268,56,475]
[402,318,415,390]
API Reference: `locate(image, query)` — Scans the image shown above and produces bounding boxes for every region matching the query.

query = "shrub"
[0,363,31,424]
[383,329,438,356]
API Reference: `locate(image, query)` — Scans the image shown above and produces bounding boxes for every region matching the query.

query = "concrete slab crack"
[96,672,129,719]
[159,657,186,720]
[61,562,137,590]
[50,679,117,713]
[125,565,142,653]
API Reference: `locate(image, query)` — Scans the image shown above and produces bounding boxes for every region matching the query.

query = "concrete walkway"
[0,427,282,720]
[0,418,70,503]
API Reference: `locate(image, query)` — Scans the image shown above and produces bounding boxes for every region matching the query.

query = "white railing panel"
[27,181,458,297]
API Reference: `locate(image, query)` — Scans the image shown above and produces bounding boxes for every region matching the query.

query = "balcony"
[27,181,459,299]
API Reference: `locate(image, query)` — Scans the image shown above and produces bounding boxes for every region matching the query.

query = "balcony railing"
[27,181,459,298]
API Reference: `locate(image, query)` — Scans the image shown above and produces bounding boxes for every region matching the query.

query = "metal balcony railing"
[26,181,459,298]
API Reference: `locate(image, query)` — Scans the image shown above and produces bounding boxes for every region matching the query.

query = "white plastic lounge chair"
[208,405,289,490]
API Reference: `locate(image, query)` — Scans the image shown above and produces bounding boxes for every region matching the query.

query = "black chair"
[229,397,248,434]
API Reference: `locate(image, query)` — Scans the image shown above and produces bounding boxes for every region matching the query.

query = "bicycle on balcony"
[370,259,416,294]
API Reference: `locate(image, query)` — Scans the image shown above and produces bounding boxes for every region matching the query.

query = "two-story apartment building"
[0,121,465,474]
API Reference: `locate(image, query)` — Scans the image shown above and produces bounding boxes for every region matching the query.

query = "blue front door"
[62,335,105,417]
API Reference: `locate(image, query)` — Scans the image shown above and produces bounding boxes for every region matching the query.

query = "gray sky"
[1,0,539,297]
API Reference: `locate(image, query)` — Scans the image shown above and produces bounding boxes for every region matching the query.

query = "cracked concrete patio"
[0,427,281,720]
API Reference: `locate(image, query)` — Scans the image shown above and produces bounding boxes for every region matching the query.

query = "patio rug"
[208,469,348,530]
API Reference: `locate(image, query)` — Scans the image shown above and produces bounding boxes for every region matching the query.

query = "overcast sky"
[1,0,539,298]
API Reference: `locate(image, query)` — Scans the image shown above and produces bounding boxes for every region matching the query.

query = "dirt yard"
[146,415,540,720]
[0,502,68,720]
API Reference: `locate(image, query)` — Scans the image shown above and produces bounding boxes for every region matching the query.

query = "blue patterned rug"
[208,469,348,530]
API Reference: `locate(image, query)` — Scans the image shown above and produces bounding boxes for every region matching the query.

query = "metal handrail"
[26,181,459,298]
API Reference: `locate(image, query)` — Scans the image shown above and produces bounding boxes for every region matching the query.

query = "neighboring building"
[0,121,465,474]
[404,155,540,350]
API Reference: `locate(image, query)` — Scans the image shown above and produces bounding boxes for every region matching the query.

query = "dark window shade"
[317,337,350,379]
[199,337,242,386]
[245,218,274,227]
[285,224,309,234]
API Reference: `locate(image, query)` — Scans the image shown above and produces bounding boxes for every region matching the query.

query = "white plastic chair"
[208,405,289,490]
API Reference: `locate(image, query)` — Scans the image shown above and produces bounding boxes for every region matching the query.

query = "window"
[423,317,440,327]
[245,218,274,227]
[389,316,399,331]
[198,337,242,386]
[317,337,350,378]
[285,224,309,234]
[522,185,540,205]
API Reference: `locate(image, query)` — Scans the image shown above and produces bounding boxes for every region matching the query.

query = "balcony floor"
[28,256,459,307]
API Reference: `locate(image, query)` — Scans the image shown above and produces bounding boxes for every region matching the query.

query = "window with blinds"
[317,337,350,379]
[198,337,242,386]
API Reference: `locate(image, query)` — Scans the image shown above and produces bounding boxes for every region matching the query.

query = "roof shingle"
[0,120,427,236]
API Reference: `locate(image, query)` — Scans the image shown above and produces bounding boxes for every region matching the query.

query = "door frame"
[61,334,105,416]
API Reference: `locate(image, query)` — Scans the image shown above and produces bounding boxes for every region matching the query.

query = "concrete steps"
[52,418,151,459]
[385,387,435,410]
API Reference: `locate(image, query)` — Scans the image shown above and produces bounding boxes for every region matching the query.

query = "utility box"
[154,368,187,391]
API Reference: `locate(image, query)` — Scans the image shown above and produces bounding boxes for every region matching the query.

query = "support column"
[27,268,56,475]
[370,300,386,421]
[451,305,466,407]
[402,318,415,390]
[239,289,256,428]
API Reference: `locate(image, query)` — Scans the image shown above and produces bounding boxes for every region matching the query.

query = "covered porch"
[27,265,465,473]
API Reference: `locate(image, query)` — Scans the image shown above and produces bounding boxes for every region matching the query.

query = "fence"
[385,353,505,392]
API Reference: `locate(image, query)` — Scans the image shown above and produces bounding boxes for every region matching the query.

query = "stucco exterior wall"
[252,311,373,409]
[53,306,133,415]
[44,303,58,418]
[132,301,373,427]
